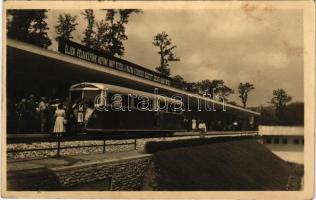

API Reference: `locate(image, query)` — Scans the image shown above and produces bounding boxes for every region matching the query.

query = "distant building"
[259,125,304,164]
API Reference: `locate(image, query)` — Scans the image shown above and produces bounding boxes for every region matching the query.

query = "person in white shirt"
[192,119,197,131]
[84,101,94,127]
[38,97,47,133]
[199,121,207,133]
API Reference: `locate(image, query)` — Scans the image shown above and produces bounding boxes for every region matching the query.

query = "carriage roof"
[69,82,260,116]
[69,82,183,104]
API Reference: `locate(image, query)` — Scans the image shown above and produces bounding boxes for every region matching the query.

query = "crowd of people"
[192,118,252,133]
[7,94,254,134]
[7,94,69,134]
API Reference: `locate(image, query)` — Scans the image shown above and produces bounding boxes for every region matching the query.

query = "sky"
[46,7,304,107]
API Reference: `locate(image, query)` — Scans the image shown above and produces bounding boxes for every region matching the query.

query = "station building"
[259,125,304,164]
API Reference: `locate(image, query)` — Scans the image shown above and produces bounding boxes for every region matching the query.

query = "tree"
[283,102,304,125]
[55,13,78,41]
[197,80,213,95]
[270,89,292,120]
[197,80,222,97]
[153,31,180,76]
[238,82,255,108]
[172,75,185,89]
[7,9,52,48]
[94,9,141,57]
[185,82,199,93]
[81,9,95,48]
[197,79,233,101]
[94,20,109,52]
[257,102,303,126]
[258,105,279,125]
[216,84,234,102]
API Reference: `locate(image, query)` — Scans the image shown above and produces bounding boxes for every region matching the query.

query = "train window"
[83,90,100,104]
[169,101,183,113]
[135,96,152,111]
[70,90,82,104]
[266,138,271,144]
[274,138,279,144]
[95,90,106,106]
[108,93,124,110]
[121,94,129,108]
[159,101,167,112]
[282,138,288,144]
[108,92,114,103]
[301,139,304,145]
[293,138,299,145]
[126,95,134,108]
[125,95,134,109]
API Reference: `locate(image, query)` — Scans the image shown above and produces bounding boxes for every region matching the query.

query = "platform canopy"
[6,39,260,118]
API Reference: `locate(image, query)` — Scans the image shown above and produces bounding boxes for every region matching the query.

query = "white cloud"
[242,51,289,69]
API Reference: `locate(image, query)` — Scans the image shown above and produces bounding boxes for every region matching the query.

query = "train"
[67,82,186,134]
[66,82,259,134]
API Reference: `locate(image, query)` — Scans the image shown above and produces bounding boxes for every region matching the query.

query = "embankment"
[143,137,303,191]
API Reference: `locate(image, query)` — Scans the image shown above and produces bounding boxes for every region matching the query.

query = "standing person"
[84,100,94,127]
[17,98,27,133]
[196,120,200,131]
[47,98,56,133]
[38,97,48,133]
[192,119,196,131]
[199,120,207,133]
[53,103,66,135]
[26,94,37,133]
[63,97,70,112]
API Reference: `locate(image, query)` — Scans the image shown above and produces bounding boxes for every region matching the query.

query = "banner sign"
[58,39,172,86]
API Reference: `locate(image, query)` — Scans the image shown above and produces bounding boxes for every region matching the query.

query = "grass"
[143,138,303,191]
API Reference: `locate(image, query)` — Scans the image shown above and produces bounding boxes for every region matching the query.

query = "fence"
[7,131,259,157]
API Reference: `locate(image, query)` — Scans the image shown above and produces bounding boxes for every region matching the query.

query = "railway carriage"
[67,82,186,134]
[67,82,259,135]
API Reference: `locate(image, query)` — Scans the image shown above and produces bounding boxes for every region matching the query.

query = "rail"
[7,131,259,157]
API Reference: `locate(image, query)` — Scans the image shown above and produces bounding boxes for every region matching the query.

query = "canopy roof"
[7,39,260,117]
